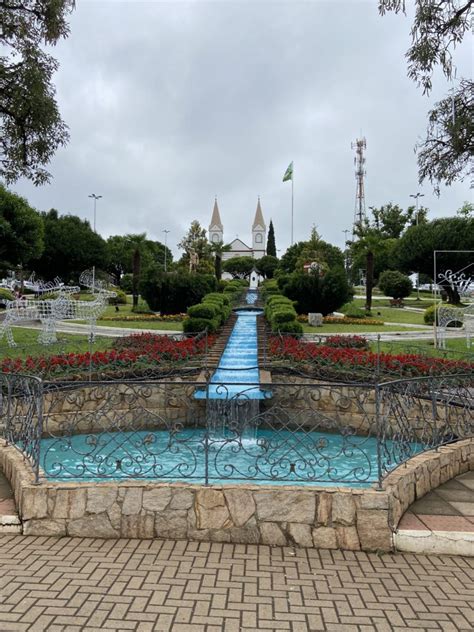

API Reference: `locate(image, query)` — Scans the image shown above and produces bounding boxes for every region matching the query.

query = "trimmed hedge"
[0,288,14,304]
[264,294,302,335]
[183,291,233,333]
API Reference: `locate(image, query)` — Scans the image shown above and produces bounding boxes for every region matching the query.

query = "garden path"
[395,471,474,557]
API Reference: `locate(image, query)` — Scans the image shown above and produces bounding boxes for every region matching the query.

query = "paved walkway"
[0,536,473,632]
[396,472,474,556]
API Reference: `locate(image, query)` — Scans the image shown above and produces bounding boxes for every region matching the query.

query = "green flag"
[282,161,293,182]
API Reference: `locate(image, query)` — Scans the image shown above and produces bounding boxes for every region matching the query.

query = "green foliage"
[34,209,107,282]
[108,289,127,305]
[341,302,368,319]
[120,273,133,293]
[279,269,352,316]
[266,220,277,257]
[0,288,14,304]
[183,317,219,334]
[106,234,171,285]
[397,217,474,303]
[256,255,279,279]
[378,270,413,300]
[0,1,75,184]
[423,304,464,326]
[0,185,44,270]
[187,304,218,320]
[276,321,304,336]
[177,220,212,271]
[222,256,256,279]
[379,2,472,190]
[140,268,217,314]
[264,294,300,334]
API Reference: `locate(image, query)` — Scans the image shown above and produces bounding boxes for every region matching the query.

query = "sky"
[11,0,473,259]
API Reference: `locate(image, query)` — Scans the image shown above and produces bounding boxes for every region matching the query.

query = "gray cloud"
[12,0,472,258]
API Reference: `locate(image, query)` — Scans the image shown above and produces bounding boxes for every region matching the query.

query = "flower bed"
[269,336,473,380]
[1,333,213,379]
[324,335,369,350]
[101,313,186,322]
[297,315,384,326]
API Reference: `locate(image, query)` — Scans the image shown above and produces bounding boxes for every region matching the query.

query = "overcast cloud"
[11,0,473,258]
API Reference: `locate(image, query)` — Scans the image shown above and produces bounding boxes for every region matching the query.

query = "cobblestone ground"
[0,536,473,632]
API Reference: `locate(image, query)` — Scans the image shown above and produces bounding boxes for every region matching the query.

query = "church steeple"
[252,196,266,230]
[209,197,223,244]
[252,197,266,256]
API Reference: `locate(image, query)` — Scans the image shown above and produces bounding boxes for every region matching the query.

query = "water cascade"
[195,292,270,434]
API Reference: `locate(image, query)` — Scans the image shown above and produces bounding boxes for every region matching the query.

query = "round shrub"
[182,317,219,334]
[109,289,127,305]
[341,302,367,319]
[274,321,303,336]
[271,309,297,325]
[187,303,218,320]
[204,292,230,306]
[378,270,413,300]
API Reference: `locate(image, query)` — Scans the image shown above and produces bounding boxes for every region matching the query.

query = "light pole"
[409,192,424,225]
[163,229,170,272]
[342,230,351,278]
[410,193,424,300]
[88,194,102,232]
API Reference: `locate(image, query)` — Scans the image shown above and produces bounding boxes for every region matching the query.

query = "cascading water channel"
[195,291,270,435]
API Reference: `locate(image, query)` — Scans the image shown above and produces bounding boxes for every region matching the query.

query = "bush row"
[183,292,232,334]
[264,294,303,335]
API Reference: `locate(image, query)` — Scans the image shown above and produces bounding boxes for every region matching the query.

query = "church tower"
[252,197,266,258]
[208,198,223,244]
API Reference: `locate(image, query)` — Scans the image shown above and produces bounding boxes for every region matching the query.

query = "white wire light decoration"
[0,270,116,347]
[435,261,474,349]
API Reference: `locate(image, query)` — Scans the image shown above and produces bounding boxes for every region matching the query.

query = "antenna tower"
[351,137,367,237]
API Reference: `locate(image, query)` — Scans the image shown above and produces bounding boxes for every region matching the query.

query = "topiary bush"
[378,270,413,300]
[140,268,217,314]
[341,302,368,319]
[187,303,219,320]
[276,321,303,336]
[183,317,219,334]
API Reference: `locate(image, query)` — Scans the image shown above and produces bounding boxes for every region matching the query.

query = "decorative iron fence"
[1,373,472,487]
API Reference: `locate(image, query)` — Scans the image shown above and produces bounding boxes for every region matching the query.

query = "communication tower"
[351,137,367,237]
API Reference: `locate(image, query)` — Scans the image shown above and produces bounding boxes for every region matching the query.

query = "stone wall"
[1,438,472,550]
[383,438,474,528]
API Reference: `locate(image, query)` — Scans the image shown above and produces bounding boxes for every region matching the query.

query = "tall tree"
[177,220,212,271]
[0,185,44,272]
[266,220,277,257]
[396,217,474,304]
[1,1,75,185]
[279,228,345,274]
[106,234,171,284]
[34,210,107,282]
[210,242,231,280]
[379,1,473,190]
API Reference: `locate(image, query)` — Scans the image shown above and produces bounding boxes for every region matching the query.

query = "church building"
[208,198,266,261]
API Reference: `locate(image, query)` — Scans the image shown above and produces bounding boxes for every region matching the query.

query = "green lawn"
[97,320,183,331]
[0,328,113,360]
[373,338,473,360]
[351,297,435,311]
[302,323,424,334]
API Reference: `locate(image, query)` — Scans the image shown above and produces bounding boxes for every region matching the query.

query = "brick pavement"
[0,536,473,632]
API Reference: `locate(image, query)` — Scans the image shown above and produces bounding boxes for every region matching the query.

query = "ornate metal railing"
[1,373,472,487]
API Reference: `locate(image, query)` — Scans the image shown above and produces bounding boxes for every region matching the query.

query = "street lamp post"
[163,230,170,272]
[88,194,102,289]
[88,194,102,232]
[410,193,425,299]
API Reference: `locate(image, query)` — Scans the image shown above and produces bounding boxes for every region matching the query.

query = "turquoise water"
[195,307,269,400]
[40,427,390,487]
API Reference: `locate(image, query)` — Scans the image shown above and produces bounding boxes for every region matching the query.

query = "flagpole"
[291,171,294,246]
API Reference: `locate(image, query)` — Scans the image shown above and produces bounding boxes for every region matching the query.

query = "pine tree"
[266,220,276,257]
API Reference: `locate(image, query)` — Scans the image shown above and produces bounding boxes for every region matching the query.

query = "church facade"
[208,198,266,261]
